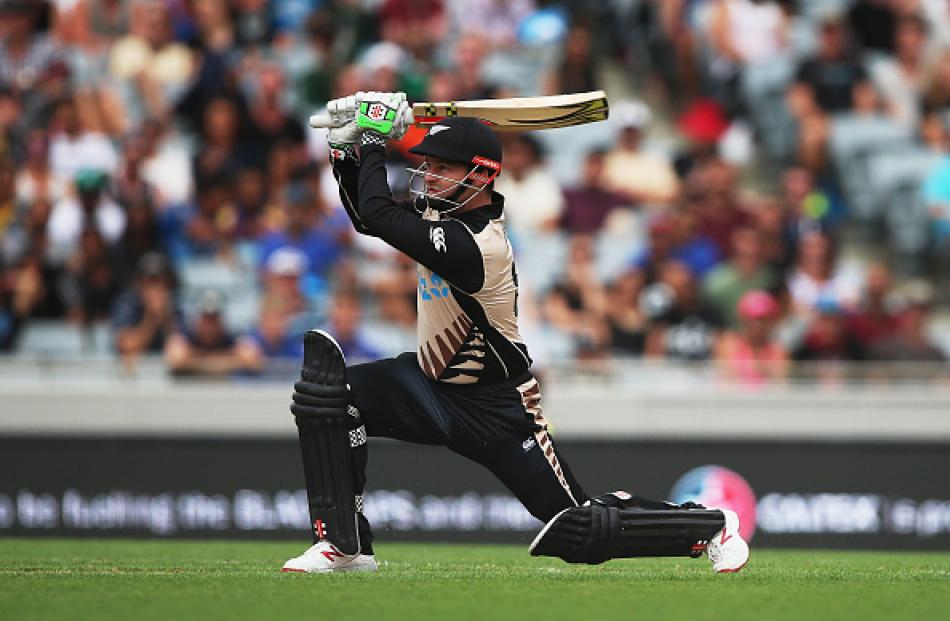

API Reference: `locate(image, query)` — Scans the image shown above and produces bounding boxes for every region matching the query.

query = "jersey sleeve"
[355,144,485,293]
[330,155,372,235]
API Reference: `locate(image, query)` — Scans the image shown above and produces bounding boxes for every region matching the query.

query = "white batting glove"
[326,95,360,161]
[391,101,412,139]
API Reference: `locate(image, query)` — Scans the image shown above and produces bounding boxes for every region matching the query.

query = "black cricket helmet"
[407,117,503,212]
[409,116,503,166]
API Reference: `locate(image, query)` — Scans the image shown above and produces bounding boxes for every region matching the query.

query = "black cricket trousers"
[346,353,588,551]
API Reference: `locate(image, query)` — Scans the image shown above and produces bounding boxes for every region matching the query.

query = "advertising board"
[2,438,948,549]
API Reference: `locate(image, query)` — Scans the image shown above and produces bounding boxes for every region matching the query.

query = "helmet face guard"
[407,155,501,214]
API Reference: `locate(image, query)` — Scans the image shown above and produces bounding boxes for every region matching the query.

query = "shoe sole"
[716,545,750,573]
[281,561,378,574]
[713,541,750,573]
[716,556,750,574]
[280,566,378,574]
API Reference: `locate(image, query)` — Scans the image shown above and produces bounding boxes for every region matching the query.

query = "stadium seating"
[740,55,798,163]
[177,259,260,332]
[867,147,940,273]
[829,114,915,222]
[16,320,113,358]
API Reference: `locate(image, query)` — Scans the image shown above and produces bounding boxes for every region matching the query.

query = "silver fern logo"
[430,226,446,252]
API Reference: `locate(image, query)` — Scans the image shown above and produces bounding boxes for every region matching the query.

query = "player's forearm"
[352,146,428,250]
[332,158,372,235]
[354,144,402,234]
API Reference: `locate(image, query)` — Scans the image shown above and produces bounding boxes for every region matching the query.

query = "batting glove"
[326,95,360,161]
[356,91,412,140]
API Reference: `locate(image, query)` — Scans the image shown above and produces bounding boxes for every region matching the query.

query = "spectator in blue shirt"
[241,296,305,360]
[113,252,182,361]
[164,289,261,377]
[631,210,721,283]
[322,289,381,364]
[257,181,351,283]
[922,147,950,241]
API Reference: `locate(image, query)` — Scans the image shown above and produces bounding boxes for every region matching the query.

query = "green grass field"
[2,539,949,621]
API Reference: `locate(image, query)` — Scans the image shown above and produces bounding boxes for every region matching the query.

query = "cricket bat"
[309,91,609,132]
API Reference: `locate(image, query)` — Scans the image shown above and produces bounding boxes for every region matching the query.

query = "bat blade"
[308,91,609,131]
[412,91,609,131]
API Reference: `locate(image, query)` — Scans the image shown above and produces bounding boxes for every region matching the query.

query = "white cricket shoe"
[281,541,378,574]
[707,509,750,573]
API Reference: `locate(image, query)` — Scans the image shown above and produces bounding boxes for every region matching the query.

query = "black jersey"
[331,144,531,384]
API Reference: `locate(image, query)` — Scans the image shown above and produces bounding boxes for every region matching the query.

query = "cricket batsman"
[282,92,750,574]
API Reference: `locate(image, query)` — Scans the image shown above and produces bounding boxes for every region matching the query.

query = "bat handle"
[308,107,416,129]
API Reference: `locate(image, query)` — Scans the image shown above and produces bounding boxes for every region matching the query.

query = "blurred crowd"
[0,0,947,383]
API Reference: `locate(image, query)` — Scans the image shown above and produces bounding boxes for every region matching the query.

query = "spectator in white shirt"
[47,169,125,265]
[787,231,862,317]
[48,98,118,184]
[494,133,564,236]
[870,13,932,130]
[602,101,679,206]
